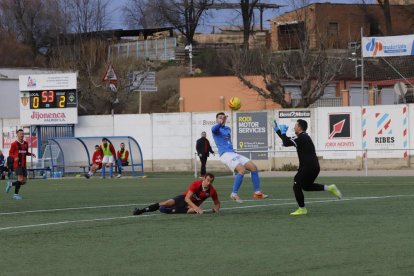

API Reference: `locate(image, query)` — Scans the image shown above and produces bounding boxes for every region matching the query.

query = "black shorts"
[164,194,189,214]
[14,167,28,177]
[294,167,320,187]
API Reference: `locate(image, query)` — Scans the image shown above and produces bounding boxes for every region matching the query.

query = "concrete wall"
[2,104,414,172]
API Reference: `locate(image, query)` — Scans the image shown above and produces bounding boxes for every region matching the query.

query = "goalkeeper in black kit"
[274,119,343,215]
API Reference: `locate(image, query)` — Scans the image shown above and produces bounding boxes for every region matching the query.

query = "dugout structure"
[42,136,144,176]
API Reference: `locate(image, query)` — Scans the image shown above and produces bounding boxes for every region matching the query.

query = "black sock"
[144,203,160,212]
[13,181,22,194]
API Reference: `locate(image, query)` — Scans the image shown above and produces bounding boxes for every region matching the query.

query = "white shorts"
[220,152,250,172]
[102,155,114,164]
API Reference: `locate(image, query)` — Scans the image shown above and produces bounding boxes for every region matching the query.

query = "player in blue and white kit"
[212,112,268,203]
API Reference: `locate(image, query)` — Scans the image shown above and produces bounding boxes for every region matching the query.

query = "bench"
[27,167,52,179]
[52,163,143,177]
[53,165,90,175]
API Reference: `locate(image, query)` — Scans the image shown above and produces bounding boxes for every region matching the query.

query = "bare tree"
[376,0,393,35]
[64,0,110,33]
[122,0,168,29]
[156,0,214,45]
[228,1,345,108]
[0,0,64,55]
[360,0,393,35]
[239,0,259,49]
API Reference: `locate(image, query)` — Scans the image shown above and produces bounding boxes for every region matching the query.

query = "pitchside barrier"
[41,136,144,177]
[193,148,413,177]
[2,104,414,174]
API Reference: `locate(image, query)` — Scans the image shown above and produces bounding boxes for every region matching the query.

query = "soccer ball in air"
[228,97,241,111]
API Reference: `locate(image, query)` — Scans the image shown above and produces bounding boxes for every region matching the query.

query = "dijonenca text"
[31,112,66,120]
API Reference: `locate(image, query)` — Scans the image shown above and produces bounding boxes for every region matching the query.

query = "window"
[328,22,339,48]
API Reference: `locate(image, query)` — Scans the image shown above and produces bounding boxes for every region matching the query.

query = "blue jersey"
[211,123,234,156]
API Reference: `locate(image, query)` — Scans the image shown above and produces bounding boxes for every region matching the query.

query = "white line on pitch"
[0,194,413,231]
[0,198,295,216]
[1,194,413,216]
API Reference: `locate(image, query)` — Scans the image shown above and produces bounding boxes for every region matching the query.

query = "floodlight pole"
[185,44,193,74]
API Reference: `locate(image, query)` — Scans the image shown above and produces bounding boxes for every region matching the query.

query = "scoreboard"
[19,73,78,125]
[29,90,77,109]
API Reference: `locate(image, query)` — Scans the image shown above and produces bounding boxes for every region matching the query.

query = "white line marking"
[1,194,413,216]
[0,203,140,215]
[0,194,413,231]
[0,198,296,216]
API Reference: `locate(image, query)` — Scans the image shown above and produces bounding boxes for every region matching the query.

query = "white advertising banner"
[20,108,78,125]
[362,105,407,158]
[275,110,312,152]
[316,107,362,159]
[408,104,414,156]
[362,34,414,58]
[19,73,77,91]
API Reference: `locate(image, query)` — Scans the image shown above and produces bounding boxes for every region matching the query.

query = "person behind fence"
[6,156,14,179]
[0,150,5,180]
[100,138,116,179]
[5,129,36,200]
[133,173,220,215]
[116,142,129,178]
[85,145,103,179]
[211,112,268,203]
[196,131,215,178]
[274,119,343,216]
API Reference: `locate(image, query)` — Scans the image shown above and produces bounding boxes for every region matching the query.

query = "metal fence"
[108,37,177,61]
[291,97,343,107]
[193,148,413,178]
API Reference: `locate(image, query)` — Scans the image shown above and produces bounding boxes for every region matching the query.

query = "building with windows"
[269,3,414,51]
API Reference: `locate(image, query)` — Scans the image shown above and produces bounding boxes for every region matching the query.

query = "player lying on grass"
[274,119,343,216]
[133,173,220,215]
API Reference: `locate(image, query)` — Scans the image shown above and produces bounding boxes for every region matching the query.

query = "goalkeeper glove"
[280,124,289,135]
[273,120,280,132]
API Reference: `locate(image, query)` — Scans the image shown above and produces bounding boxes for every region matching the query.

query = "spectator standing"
[196,131,214,178]
[100,138,116,179]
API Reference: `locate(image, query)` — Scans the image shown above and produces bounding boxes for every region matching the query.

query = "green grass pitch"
[1,174,414,275]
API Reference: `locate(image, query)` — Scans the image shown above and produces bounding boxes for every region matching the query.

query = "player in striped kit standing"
[5,129,36,200]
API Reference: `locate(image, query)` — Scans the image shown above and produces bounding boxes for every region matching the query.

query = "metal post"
[361,27,365,105]
[185,44,193,74]
[189,44,193,74]
[365,149,368,176]
[111,108,115,136]
[139,91,142,114]
[194,153,197,178]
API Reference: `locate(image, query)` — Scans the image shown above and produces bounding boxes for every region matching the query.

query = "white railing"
[194,148,412,177]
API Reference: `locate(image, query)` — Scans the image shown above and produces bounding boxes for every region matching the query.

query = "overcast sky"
[107,0,375,32]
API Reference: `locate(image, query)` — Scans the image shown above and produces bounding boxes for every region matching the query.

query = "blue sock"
[102,166,106,177]
[251,171,260,192]
[109,166,113,177]
[232,174,244,194]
